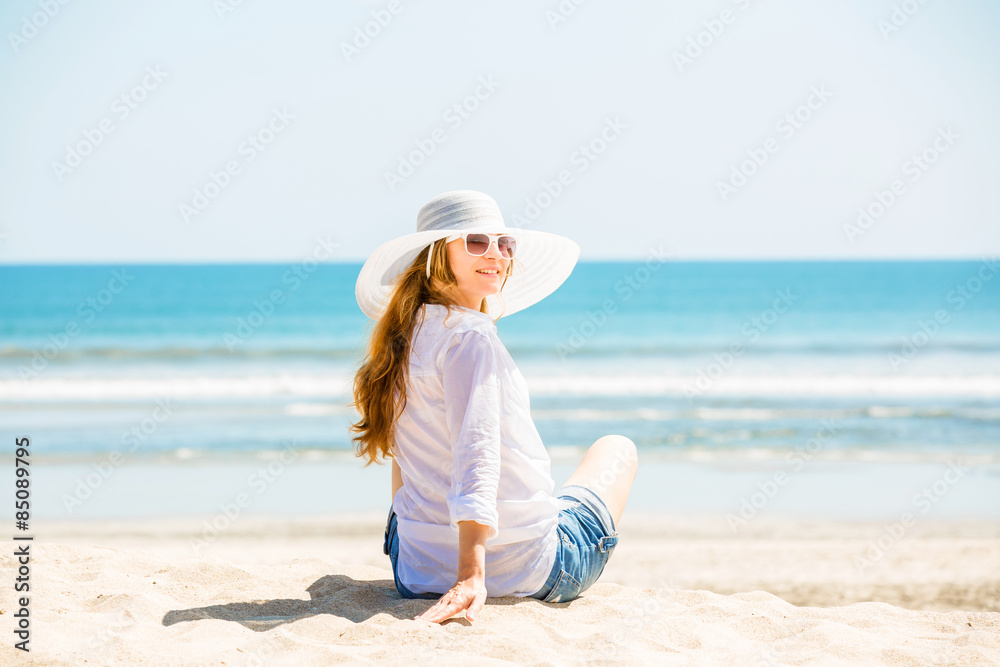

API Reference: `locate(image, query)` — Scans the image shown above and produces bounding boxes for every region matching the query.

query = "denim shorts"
[527,484,619,603]
[382,484,619,603]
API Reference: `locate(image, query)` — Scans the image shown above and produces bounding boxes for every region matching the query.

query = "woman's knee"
[594,435,638,475]
[581,436,636,494]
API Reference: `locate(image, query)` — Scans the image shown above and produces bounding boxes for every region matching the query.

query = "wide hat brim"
[355,224,580,320]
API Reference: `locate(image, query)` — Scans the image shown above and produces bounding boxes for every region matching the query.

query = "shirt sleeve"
[441,329,501,541]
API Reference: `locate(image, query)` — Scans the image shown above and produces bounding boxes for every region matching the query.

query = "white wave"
[654,448,1000,466]
[27,445,1000,467]
[866,406,915,418]
[3,372,1000,401]
[526,374,1000,397]
[284,403,351,416]
[0,375,356,400]
[535,406,1000,422]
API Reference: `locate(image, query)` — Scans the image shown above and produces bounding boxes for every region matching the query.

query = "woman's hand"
[414,519,491,623]
[413,576,487,623]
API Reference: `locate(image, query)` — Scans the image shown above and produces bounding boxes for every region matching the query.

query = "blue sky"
[1,0,998,263]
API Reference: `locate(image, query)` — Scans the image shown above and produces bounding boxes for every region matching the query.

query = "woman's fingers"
[415,601,456,623]
[414,587,469,623]
[416,601,462,623]
[467,591,486,622]
[464,590,482,622]
[416,602,462,623]
[414,583,483,624]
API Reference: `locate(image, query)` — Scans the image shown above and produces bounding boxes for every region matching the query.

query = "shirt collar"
[423,303,497,326]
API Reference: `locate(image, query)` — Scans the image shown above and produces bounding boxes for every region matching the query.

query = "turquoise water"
[2,260,999,462]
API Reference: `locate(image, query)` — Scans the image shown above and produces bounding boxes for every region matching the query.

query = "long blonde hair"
[348,239,513,466]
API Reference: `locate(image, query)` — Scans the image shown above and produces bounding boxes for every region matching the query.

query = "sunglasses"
[449,232,517,259]
[426,232,518,279]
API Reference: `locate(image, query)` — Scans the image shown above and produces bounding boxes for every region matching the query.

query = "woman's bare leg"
[560,434,638,529]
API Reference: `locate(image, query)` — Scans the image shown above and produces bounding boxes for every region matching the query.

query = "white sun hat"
[355,190,580,320]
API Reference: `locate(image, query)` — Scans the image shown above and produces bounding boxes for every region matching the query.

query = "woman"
[349,190,637,624]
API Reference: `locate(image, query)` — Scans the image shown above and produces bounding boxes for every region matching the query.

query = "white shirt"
[391,303,562,597]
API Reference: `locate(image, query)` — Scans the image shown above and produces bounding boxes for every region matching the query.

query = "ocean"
[2,260,999,467]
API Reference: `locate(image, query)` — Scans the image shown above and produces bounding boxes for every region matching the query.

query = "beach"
[5,511,998,665]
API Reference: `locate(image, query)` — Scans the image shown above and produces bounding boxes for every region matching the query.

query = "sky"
[0,0,998,263]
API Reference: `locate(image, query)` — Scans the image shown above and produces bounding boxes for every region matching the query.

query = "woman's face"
[445,234,510,310]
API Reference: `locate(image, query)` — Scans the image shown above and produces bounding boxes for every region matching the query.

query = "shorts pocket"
[541,568,582,604]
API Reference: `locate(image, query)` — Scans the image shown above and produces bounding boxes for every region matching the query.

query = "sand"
[3,511,998,666]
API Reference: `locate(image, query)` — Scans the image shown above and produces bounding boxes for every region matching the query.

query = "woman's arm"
[414,330,501,623]
[440,332,502,539]
[391,456,403,504]
[456,519,489,581]
[413,519,490,624]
